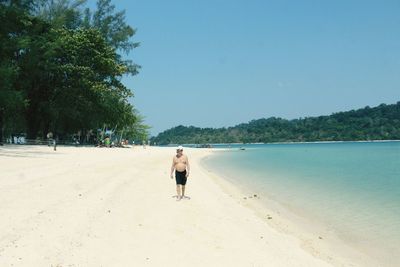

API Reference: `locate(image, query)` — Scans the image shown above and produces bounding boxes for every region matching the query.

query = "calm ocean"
[202,141,400,264]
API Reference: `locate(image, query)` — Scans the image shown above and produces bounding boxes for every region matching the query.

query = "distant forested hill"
[151,102,400,145]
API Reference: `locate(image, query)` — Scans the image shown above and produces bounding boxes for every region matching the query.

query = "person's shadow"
[171,195,191,200]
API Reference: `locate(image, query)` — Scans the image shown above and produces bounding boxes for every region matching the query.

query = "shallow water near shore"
[203,141,400,266]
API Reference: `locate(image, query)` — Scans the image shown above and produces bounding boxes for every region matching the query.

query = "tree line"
[0,0,149,144]
[151,102,400,145]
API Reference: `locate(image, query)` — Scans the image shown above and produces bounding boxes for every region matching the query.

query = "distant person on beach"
[170,146,190,200]
[47,132,53,146]
[104,136,111,147]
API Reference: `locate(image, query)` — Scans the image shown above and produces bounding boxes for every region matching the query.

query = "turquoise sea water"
[202,141,400,263]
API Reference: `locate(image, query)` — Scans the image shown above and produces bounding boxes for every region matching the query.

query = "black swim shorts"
[175,170,187,185]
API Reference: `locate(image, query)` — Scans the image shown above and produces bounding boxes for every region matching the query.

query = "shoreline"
[159,139,400,147]
[0,145,385,266]
[199,149,392,267]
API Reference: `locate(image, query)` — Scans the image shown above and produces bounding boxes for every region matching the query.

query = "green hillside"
[151,102,400,145]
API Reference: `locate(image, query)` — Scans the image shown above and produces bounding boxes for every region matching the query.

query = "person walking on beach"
[170,146,190,200]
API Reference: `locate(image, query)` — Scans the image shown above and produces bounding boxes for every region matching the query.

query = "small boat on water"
[196,144,213,148]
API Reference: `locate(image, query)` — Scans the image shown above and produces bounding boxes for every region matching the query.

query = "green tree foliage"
[151,102,400,145]
[0,0,148,142]
[122,112,151,143]
[41,27,136,137]
[83,0,140,75]
[33,0,86,29]
[0,1,34,143]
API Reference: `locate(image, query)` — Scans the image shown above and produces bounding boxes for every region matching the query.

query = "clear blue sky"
[90,0,400,135]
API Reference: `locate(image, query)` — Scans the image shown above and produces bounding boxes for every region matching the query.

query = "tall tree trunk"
[26,105,40,139]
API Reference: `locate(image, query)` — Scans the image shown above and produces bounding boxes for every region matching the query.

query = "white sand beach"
[0,145,358,267]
